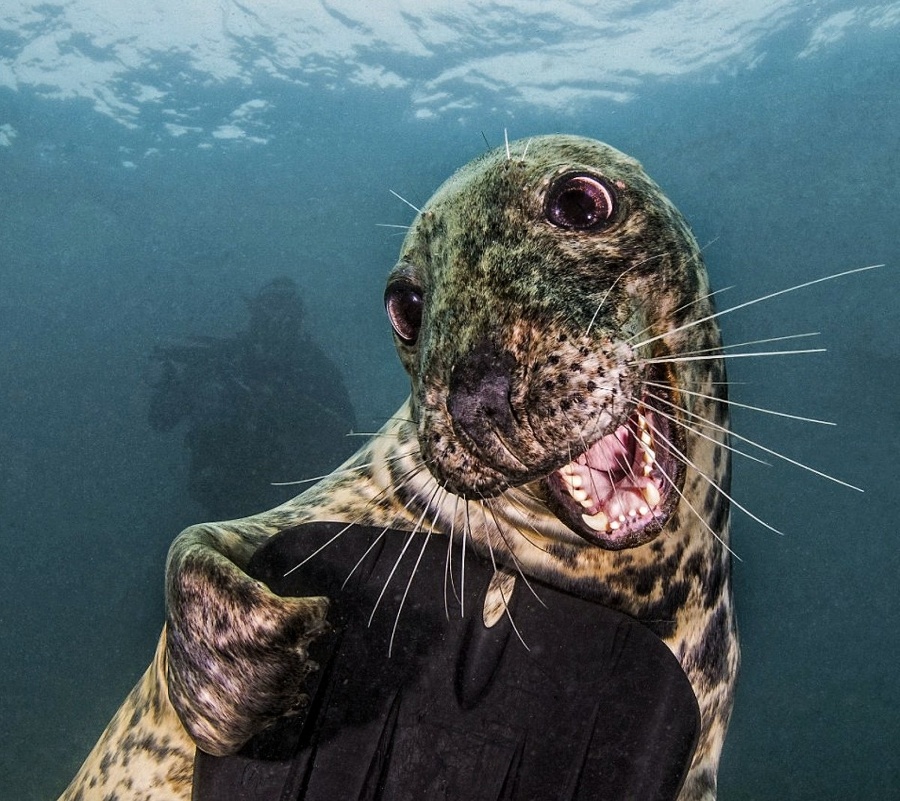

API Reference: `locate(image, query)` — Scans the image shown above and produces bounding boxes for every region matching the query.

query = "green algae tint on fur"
[60,135,737,801]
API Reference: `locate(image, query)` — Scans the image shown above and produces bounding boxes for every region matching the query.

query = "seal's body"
[60,136,737,801]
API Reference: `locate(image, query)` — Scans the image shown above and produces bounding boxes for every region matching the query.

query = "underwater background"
[1,1,897,798]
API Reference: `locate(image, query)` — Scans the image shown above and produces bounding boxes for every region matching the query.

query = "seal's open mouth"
[545,389,683,550]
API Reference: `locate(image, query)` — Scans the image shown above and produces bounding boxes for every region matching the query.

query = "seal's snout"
[447,338,518,445]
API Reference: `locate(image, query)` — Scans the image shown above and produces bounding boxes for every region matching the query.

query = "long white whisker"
[483,499,546,607]
[369,490,438,631]
[644,389,864,492]
[655,332,821,360]
[282,519,359,576]
[497,492,554,554]
[336,464,434,587]
[656,456,742,561]
[642,379,835,426]
[271,452,413,486]
[628,285,734,344]
[650,420,784,536]
[718,332,821,351]
[444,493,461,619]
[631,264,884,350]
[587,256,663,337]
[281,457,426,576]
[479,503,530,651]
[504,127,511,160]
[389,189,422,215]
[375,223,411,230]
[388,492,439,657]
[368,528,417,627]
[461,501,471,618]
[341,526,389,587]
[635,348,827,365]
[648,401,771,466]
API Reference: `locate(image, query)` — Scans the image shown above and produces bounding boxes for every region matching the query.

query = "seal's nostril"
[447,339,517,443]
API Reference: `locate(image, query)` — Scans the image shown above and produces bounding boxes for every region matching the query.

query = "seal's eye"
[545,173,617,231]
[385,281,424,345]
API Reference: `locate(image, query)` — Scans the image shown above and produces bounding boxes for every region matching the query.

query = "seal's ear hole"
[545,173,617,231]
[385,280,424,345]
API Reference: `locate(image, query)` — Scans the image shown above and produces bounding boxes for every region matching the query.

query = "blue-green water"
[1,3,898,798]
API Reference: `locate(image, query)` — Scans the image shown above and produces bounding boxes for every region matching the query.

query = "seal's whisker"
[369,490,438,631]
[634,347,827,365]
[650,418,784,536]
[389,189,422,215]
[322,467,434,589]
[387,484,443,656]
[315,462,430,586]
[627,285,734,344]
[644,389,864,491]
[504,127,511,160]
[282,519,361,576]
[646,331,822,360]
[587,256,662,336]
[271,450,415,486]
[497,493,554,554]
[375,223,411,230]
[642,379,835,426]
[652,449,742,561]
[648,402,771,466]
[444,493,461,620]
[710,331,821,353]
[461,500,472,617]
[478,502,530,651]
[630,263,884,350]
[281,460,427,577]
[343,525,390,585]
[388,526,433,657]
[483,499,547,607]
[368,530,416,624]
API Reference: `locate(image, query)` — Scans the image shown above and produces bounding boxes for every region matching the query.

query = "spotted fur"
[60,135,738,801]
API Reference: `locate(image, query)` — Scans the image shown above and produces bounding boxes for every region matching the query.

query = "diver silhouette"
[149,277,357,519]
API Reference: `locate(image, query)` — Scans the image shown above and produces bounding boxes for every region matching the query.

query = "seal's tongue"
[555,407,664,535]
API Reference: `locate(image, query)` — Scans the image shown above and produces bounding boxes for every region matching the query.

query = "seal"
[58,135,737,801]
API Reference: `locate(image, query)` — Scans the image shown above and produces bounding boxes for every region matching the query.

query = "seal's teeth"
[640,431,653,446]
[609,519,621,531]
[643,482,661,508]
[642,447,656,464]
[560,463,576,477]
[563,473,583,490]
[581,510,609,532]
[571,487,588,503]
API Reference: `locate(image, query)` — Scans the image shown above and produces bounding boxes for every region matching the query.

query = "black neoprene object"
[191,522,700,801]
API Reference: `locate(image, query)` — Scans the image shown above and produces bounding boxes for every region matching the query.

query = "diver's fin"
[192,522,700,801]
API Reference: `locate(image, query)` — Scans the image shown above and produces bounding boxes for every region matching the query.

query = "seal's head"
[385,135,722,550]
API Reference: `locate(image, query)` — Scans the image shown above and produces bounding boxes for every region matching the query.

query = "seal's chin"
[544,396,682,550]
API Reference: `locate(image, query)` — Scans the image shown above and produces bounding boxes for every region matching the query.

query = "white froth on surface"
[1,1,897,135]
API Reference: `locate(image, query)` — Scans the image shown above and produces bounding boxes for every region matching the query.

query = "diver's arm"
[164,522,329,755]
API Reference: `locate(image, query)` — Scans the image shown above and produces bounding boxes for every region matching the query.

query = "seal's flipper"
[192,522,699,801]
